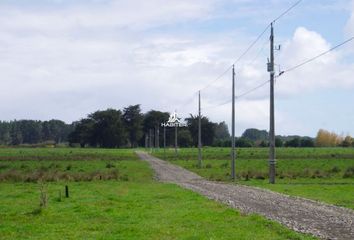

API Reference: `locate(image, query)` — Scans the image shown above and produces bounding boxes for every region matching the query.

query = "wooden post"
[65,185,69,198]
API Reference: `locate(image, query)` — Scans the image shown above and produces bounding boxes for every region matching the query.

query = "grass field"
[0,148,315,239]
[153,147,354,209]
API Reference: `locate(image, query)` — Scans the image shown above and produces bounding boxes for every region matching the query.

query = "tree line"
[0,120,73,146]
[231,128,354,148]
[67,105,230,148]
[0,105,352,148]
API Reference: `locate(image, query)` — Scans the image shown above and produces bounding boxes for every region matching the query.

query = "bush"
[343,167,354,178]
[329,166,341,174]
[219,162,228,168]
[205,164,212,169]
[0,164,9,170]
[106,163,115,168]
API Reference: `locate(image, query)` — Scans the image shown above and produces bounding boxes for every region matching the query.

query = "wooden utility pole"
[231,65,236,180]
[269,22,276,184]
[198,91,202,168]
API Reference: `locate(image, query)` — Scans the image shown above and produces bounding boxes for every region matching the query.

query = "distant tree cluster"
[0,120,73,145]
[315,129,353,147]
[212,128,316,148]
[1,106,353,149]
[67,106,227,148]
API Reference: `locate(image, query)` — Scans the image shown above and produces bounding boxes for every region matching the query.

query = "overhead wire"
[176,0,304,113]
[203,78,271,111]
[204,34,354,110]
[278,36,354,77]
[271,0,302,23]
[200,0,303,94]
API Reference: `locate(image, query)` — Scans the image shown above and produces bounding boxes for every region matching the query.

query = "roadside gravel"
[137,151,354,240]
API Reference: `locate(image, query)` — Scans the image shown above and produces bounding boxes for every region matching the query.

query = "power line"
[175,0,303,112]
[234,36,269,77]
[199,65,233,91]
[198,0,303,92]
[203,79,271,110]
[272,0,302,23]
[202,98,232,110]
[279,36,354,77]
[232,25,271,67]
[236,80,270,99]
[200,24,271,91]
[231,36,354,104]
[202,36,354,110]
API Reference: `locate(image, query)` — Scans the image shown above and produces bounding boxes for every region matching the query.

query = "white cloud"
[345,1,354,43]
[0,0,216,33]
[0,0,353,137]
[276,27,354,96]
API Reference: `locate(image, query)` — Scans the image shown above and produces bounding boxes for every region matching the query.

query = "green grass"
[0,148,316,239]
[157,147,354,160]
[242,179,354,209]
[0,147,137,161]
[153,147,354,209]
[0,148,149,182]
[0,182,315,240]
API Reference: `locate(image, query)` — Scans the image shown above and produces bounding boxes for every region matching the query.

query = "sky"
[0,0,354,137]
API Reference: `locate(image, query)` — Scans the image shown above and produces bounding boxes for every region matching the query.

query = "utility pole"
[145,133,148,150]
[198,91,202,168]
[174,125,178,157]
[163,126,166,159]
[268,22,276,184]
[155,125,159,151]
[231,65,236,180]
[149,129,152,153]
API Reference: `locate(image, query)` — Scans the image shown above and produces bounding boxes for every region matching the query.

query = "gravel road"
[137,151,354,240]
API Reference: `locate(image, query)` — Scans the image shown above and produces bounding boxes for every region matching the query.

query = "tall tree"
[186,114,215,146]
[90,109,127,148]
[315,129,342,147]
[242,128,268,142]
[214,121,230,140]
[42,120,70,143]
[143,110,169,146]
[178,129,193,147]
[0,122,11,145]
[123,105,144,147]
[68,118,95,147]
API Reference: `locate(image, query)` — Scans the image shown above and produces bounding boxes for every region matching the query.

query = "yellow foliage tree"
[315,129,343,147]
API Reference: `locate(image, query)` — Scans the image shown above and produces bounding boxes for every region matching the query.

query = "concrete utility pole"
[268,22,276,184]
[175,125,178,157]
[145,133,148,150]
[198,91,202,168]
[149,129,153,153]
[231,65,236,180]
[155,125,159,151]
[163,126,166,159]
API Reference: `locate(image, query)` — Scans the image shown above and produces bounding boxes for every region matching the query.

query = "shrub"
[343,167,354,178]
[205,164,212,169]
[311,169,328,178]
[220,162,228,168]
[106,163,115,168]
[329,166,341,174]
[0,164,9,170]
[38,181,48,208]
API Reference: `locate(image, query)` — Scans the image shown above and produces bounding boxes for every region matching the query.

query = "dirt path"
[137,151,354,240]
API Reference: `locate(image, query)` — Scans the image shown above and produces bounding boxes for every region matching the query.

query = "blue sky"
[0,0,353,137]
